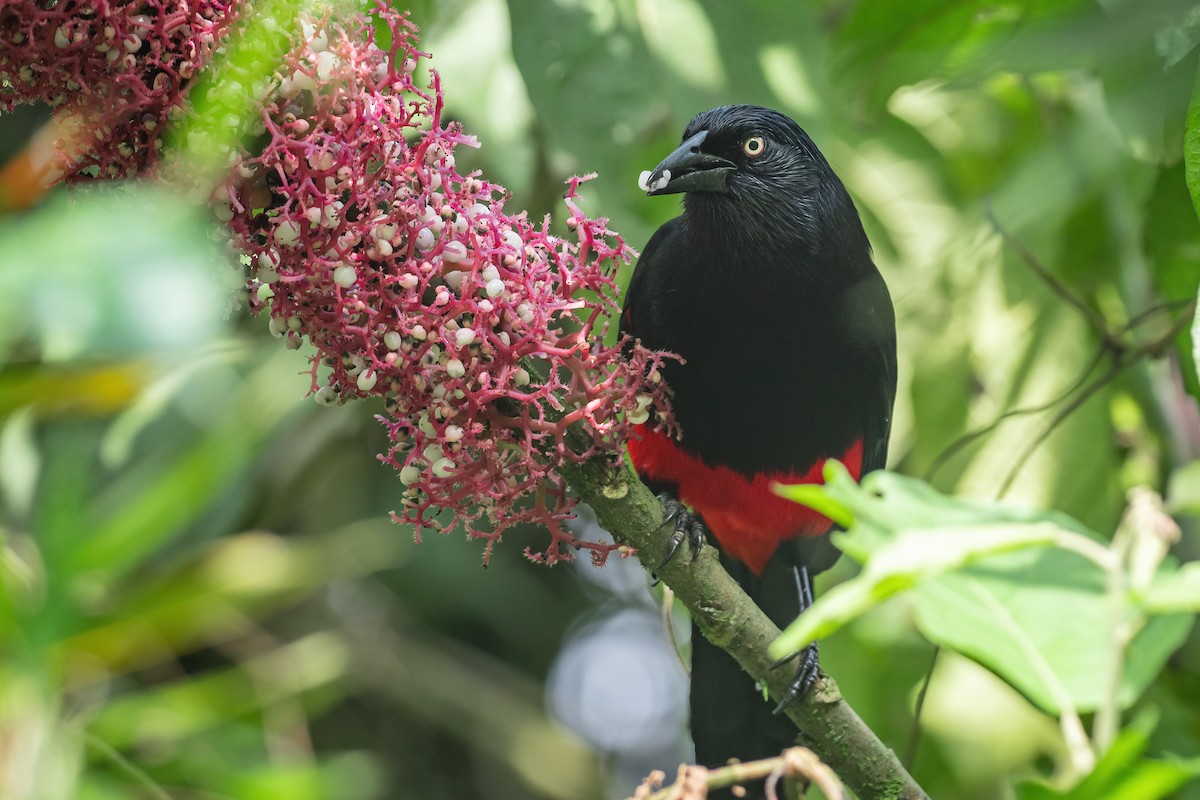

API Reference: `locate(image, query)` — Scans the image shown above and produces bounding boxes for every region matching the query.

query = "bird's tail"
[688,554,809,798]
[689,618,799,772]
[689,538,840,797]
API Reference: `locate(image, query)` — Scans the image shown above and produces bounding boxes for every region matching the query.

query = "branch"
[557,436,929,800]
[627,747,846,800]
[928,207,1198,491]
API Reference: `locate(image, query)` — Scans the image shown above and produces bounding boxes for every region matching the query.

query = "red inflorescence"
[0,0,239,181]
[1,1,672,564]
[216,8,673,565]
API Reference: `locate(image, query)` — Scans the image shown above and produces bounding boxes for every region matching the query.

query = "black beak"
[640,130,735,196]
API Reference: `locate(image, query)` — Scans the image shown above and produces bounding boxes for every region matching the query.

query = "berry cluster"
[0,0,237,181]
[219,8,672,564]
[2,2,673,565]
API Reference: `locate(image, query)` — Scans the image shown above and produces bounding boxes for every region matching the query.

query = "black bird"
[621,106,896,778]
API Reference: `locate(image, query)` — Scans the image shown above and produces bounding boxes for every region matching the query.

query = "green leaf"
[1016,712,1200,799]
[773,471,1192,713]
[1193,281,1200,385]
[773,478,854,529]
[1186,57,1200,222]
[1143,562,1200,613]
[770,522,1060,659]
[772,468,1083,658]
[912,553,1190,713]
[785,465,1098,561]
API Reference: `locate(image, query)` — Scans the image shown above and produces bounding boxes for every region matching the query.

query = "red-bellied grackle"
[622,105,897,782]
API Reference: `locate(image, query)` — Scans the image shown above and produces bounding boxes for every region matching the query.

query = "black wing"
[780,268,896,576]
[860,276,897,477]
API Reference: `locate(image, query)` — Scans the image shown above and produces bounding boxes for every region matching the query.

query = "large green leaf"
[772,468,1192,714]
[912,552,1190,713]
[1186,56,1200,221]
[771,464,1092,650]
[1143,562,1200,614]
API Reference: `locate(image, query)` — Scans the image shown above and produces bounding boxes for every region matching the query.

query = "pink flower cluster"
[216,8,672,564]
[1,1,671,564]
[0,0,237,181]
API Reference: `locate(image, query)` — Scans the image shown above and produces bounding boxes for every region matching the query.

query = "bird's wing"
[860,278,897,477]
[862,338,897,475]
[775,274,896,581]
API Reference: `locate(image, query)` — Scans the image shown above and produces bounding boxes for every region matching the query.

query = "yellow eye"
[742,136,766,158]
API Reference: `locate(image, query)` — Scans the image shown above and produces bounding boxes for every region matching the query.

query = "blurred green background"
[1,0,1199,798]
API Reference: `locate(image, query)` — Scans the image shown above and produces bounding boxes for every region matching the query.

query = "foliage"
[776,466,1192,712]
[0,0,1198,799]
[777,465,1194,782]
[1014,712,1200,800]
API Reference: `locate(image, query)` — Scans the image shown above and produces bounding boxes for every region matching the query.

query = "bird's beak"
[639,130,735,196]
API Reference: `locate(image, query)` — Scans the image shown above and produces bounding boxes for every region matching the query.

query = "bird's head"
[639,105,864,255]
[639,106,824,196]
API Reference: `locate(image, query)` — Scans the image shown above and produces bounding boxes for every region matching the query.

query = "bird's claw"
[655,492,706,571]
[772,564,821,712]
[772,642,822,713]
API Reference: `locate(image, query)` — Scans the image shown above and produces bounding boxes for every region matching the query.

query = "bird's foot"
[773,641,821,713]
[655,492,706,571]
[772,565,823,712]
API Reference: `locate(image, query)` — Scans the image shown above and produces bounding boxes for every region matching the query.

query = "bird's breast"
[627,424,862,574]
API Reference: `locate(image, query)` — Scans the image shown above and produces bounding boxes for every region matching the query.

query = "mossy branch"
[558,444,929,800]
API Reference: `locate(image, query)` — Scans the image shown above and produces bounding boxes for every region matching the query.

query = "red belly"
[627,426,863,575]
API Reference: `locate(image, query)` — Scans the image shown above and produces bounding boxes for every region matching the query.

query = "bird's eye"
[742,136,766,158]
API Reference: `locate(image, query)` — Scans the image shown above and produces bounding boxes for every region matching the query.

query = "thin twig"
[985,207,1115,346]
[996,360,1128,499]
[627,747,845,800]
[84,731,174,800]
[660,585,690,678]
[904,645,941,769]
[1118,297,1197,332]
[934,212,1197,497]
[924,346,1106,482]
[925,262,1194,485]
[995,298,1196,499]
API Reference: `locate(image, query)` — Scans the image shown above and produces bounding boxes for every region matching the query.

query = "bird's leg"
[773,565,822,712]
[655,492,706,570]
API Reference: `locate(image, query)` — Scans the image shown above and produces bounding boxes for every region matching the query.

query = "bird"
[621,105,897,780]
